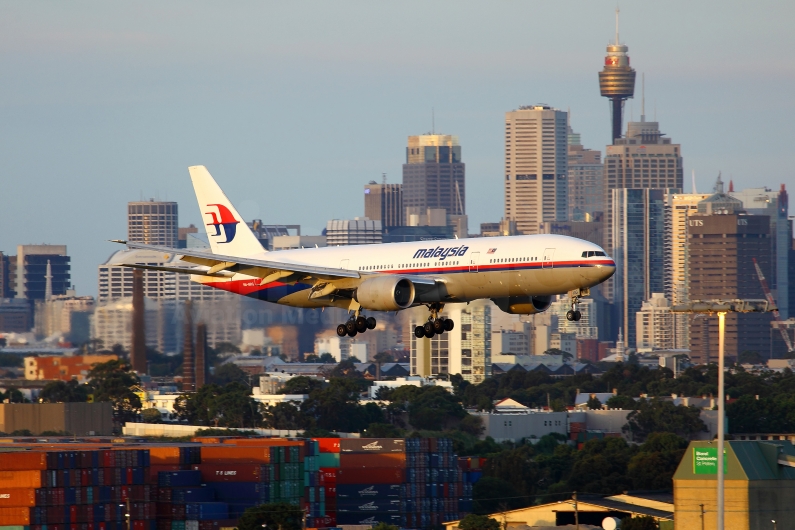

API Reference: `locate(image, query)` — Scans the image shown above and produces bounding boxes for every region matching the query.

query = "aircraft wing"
[110,240,361,281]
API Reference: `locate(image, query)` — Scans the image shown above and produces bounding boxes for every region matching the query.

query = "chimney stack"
[130,269,146,373]
[182,300,195,392]
[195,322,208,389]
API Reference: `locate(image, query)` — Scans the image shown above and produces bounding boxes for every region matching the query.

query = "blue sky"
[1,1,793,296]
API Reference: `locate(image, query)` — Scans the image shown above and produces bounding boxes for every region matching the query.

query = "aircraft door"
[469,252,480,272]
[340,259,350,270]
[542,248,555,269]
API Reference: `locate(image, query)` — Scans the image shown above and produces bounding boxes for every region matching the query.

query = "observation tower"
[598,8,636,143]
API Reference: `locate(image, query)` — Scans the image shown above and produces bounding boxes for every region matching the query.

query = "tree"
[141,408,163,423]
[364,422,403,438]
[371,523,399,530]
[459,513,501,530]
[472,476,523,515]
[627,432,688,490]
[304,354,320,363]
[620,516,659,530]
[88,360,141,423]
[262,402,309,430]
[319,353,335,363]
[373,351,395,364]
[586,395,602,410]
[237,502,303,530]
[408,386,467,430]
[40,380,90,403]
[458,414,485,436]
[212,363,248,386]
[301,378,380,433]
[278,376,324,395]
[174,382,262,428]
[543,348,573,362]
[606,394,639,410]
[328,359,362,379]
[2,388,28,403]
[624,399,706,442]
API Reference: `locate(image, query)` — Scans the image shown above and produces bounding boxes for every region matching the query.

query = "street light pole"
[671,299,775,530]
[717,311,725,530]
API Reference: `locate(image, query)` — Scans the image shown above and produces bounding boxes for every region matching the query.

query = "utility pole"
[700,503,705,530]
[573,491,579,530]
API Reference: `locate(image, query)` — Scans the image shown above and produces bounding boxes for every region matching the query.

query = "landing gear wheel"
[573,310,582,321]
[566,310,575,322]
[345,320,357,334]
[444,319,454,332]
[366,317,377,330]
[347,329,357,337]
[356,316,368,333]
[423,322,435,338]
[433,319,445,334]
[414,326,426,338]
[336,324,347,337]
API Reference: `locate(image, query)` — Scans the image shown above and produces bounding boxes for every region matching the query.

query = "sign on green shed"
[693,447,727,474]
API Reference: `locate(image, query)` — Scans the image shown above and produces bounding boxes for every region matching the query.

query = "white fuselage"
[194,234,615,310]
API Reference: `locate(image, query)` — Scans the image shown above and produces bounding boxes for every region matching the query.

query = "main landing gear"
[566,288,588,322]
[336,310,376,338]
[414,303,455,339]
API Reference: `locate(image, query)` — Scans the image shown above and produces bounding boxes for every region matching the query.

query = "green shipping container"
[318,453,339,468]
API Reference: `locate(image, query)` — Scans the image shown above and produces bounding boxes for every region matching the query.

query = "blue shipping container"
[336,484,402,499]
[158,470,202,487]
[184,502,229,520]
[336,499,402,513]
[208,482,269,502]
[170,487,216,503]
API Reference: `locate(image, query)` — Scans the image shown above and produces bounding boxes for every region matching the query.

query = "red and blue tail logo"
[205,204,239,243]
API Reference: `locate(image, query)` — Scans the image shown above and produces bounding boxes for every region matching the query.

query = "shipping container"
[0,471,43,489]
[339,439,405,454]
[313,439,340,454]
[0,507,31,525]
[0,489,36,507]
[200,447,272,464]
[190,463,272,483]
[157,471,202,488]
[339,453,406,469]
[336,468,404,485]
[335,484,401,499]
[0,452,47,471]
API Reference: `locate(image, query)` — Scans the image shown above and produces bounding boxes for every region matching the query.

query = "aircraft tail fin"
[188,165,265,256]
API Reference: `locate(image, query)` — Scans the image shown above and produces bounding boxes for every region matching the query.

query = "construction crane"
[752,257,794,352]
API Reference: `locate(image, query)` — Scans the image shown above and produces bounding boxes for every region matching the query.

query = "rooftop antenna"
[640,73,645,122]
[382,172,387,185]
[432,107,435,134]
[691,170,698,194]
[615,6,620,45]
[654,99,657,121]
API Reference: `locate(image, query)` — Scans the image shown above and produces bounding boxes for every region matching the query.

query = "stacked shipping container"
[312,438,474,528]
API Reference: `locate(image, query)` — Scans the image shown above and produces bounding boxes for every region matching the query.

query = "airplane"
[112,166,615,339]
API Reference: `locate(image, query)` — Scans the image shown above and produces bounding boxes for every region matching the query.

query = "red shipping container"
[313,438,340,453]
[339,453,406,468]
[336,467,405,484]
[318,468,337,484]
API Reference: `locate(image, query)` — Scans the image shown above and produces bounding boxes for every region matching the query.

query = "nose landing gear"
[566,288,589,322]
[413,303,455,339]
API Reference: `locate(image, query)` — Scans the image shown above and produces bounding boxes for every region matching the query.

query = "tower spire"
[44,260,52,301]
[615,6,620,45]
[641,73,645,122]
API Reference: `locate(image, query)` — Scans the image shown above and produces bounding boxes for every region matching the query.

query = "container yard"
[0,437,476,530]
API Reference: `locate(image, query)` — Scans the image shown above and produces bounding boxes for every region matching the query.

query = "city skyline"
[1,1,793,296]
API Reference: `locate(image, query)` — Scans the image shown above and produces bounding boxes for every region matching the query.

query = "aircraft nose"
[599,260,616,281]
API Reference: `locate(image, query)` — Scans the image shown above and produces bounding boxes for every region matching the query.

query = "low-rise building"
[471,398,567,442]
[24,354,117,382]
[0,402,113,435]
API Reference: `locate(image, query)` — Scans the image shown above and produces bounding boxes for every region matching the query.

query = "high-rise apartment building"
[127,200,178,247]
[567,125,603,222]
[410,301,491,383]
[603,118,683,262]
[364,182,403,228]
[504,105,568,234]
[635,293,674,350]
[664,192,711,349]
[730,185,790,318]
[402,135,465,223]
[14,245,70,302]
[688,212,773,363]
[325,219,382,246]
[612,188,671,347]
[549,296,599,340]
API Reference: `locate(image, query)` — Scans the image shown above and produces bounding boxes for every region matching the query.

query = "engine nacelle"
[355,276,416,311]
[491,295,552,315]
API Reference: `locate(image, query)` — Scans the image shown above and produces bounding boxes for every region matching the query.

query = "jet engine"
[355,276,416,311]
[491,295,553,315]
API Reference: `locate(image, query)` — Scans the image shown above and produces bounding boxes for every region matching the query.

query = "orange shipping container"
[223,439,304,447]
[0,471,43,489]
[149,447,182,465]
[0,507,31,525]
[0,489,36,507]
[0,452,47,471]
[200,446,271,464]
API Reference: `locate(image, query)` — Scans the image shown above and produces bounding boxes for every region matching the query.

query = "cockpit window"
[582,251,606,258]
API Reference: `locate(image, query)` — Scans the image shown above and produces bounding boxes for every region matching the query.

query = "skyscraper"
[664,191,711,349]
[402,134,465,224]
[598,8,636,143]
[603,117,683,287]
[688,211,773,363]
[504,105,568,234]
[567,123,604,222]
[14,245,70,302]
[364,181,403,228]
[612,188,671,347]
[127,200,178,247]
